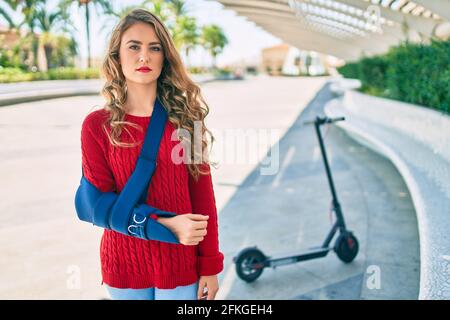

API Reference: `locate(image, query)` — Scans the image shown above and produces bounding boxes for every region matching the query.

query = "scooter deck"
[266,247,332,268]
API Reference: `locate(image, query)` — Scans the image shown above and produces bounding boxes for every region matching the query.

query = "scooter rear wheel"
[234,247,266,282]
[334,232,359,263]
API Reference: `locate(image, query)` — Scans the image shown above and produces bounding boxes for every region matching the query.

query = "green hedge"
[338,39,450,113]
[0,67,100,83]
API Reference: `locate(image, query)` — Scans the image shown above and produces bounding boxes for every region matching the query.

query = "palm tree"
[0,0,20,29]
[173,16,198,66]
[142,0,172,24]
[99,2,150,37]
[98,0,176,49]
[53,35,78,67]
[0,1,21,68]
[59,0,114,68]
[0,0,47,69]
[164,0,197,66]
[167,0,188,17]
[108,4,142,19]
[201,24,228,70]
[34,3,76,70]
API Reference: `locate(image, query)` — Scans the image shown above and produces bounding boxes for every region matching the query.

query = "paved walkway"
[216,83,420,300]
[0,76,419,299]
[325,89,450,299]
[0,74,216,106]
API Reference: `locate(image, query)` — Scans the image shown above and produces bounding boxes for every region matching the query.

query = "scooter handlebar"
[303,116,345,126]
[325,116,345,123]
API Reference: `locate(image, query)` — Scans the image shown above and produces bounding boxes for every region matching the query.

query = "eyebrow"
[126,40,161,45]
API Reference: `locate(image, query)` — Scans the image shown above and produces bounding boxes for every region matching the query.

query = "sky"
[50,0,283,67]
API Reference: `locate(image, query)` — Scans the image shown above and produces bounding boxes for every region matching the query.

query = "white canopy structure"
[212,0,450,61]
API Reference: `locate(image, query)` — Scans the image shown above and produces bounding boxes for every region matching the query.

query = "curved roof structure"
[213,0,450,61]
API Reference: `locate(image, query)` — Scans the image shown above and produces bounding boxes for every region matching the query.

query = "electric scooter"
[233,116,359,283]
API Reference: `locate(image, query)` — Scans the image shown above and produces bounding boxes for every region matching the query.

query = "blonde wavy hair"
[100,8,215,181]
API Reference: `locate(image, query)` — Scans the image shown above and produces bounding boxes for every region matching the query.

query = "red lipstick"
[136,66,152,73]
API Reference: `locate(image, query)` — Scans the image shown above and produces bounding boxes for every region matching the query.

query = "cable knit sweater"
[80,108,224,289]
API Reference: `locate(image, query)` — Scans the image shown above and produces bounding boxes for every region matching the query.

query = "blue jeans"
[105,281,199,300]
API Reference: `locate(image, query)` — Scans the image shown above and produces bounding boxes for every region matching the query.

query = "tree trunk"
[212,52,217,70]
[85,3,91,69]
[185,47,190,68]
[44,44,53,70]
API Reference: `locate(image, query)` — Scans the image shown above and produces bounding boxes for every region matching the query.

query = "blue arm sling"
[74,98,179,244]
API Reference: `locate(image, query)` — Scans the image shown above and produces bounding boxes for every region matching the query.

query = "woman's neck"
[124,81,157,116]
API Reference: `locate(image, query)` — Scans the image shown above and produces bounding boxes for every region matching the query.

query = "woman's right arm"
[81,113,116,193]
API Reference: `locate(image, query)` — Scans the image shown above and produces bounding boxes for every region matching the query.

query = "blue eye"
[152,47,161,51]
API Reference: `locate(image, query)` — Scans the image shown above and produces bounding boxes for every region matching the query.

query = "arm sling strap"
[74,98,180,244]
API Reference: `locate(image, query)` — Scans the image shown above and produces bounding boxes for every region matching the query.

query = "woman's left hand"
[198,275,219,300]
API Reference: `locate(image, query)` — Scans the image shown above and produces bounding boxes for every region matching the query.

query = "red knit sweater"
[80,109,224,289]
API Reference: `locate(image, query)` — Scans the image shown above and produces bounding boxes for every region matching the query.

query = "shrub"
[0,67,100,83]
[337,39,450,113]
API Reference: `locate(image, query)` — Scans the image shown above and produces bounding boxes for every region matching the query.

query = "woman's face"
[118,22,165,85]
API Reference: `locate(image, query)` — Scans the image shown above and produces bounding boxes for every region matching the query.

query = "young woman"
[80,8,223,300]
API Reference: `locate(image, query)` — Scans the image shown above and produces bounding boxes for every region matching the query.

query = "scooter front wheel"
[234,247,267,282]
[334,232,359,263]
